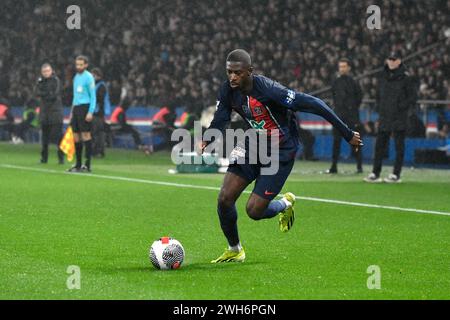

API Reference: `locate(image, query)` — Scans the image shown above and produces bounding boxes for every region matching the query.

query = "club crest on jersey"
[253,106,263,116]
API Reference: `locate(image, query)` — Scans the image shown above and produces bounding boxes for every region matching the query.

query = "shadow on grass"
[97,261,266,274]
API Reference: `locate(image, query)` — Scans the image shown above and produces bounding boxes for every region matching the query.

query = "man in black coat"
[364,51,417,183]
[326,58,363,174]
[35,63,65,164]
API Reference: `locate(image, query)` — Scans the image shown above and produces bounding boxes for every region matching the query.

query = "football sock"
[75,142,83,168]
[229,243,242,253]
[84,139,92,168]
[217,203,240,248]
[261,199,289,219]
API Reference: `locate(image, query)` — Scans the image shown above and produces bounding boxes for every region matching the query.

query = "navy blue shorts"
[227,159,295,201]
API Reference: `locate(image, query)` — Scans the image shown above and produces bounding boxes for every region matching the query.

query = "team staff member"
[364,50,416,183]
[91,68,111,158]
[68,55,96,172]
[35,63,65,164]
[326,58,363,174]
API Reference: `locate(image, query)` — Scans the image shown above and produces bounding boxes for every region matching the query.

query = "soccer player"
[201,49,362,263]
[67,55,96,173]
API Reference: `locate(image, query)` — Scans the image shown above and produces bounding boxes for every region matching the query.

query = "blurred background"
[0,0,449,165]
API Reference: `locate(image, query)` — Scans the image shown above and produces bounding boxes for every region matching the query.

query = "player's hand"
[85,112,93,122]
[349,131,363,152]
[197,141,207,155]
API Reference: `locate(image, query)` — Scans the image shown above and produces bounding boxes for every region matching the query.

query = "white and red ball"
[149,237,185,270]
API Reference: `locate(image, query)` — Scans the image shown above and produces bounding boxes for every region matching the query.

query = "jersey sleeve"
[208,84,232,132]
[262,77,354,142]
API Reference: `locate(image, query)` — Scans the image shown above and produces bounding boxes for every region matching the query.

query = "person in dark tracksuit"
[91,68,111,158]
[35,63,64,164]
[326,58,363,174]
[364,51,417,183]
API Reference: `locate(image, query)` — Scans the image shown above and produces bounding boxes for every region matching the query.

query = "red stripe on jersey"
[248,97,278,129]
[248,97,283,138]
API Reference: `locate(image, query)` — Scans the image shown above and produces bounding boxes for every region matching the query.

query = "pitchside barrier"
[3,105,449,165]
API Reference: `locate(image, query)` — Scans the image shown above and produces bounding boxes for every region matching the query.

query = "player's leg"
[247,160,296,232]
[217,172,249,246]
[211,168,254,263]
[246,193,293,220]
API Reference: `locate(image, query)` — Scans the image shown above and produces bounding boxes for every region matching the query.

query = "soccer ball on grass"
[149,237,185,270]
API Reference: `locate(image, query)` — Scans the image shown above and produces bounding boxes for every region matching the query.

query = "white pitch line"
[1,163,449,217]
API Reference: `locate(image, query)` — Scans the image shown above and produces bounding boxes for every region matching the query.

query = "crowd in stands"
[0,0,448,114]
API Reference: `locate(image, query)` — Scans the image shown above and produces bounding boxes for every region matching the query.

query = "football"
[149,237,185,270]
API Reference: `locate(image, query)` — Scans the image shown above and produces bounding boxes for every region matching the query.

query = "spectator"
[0,0,447,113]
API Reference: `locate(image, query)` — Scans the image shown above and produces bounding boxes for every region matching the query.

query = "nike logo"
[264,190,275,196]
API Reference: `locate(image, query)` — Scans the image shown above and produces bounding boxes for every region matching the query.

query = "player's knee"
[217,191,234,211]
[246,204,264,221]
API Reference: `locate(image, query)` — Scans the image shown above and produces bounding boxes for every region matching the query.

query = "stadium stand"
[0,0,448,163]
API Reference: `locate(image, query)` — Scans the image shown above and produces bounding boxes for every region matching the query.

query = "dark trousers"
[41,122,64,162]
[298,127,315,160]
[331,125,362,170]
[92,116,106,156]
[14,122,32,140]
[112,124,142,147]
[372,130,405,177]
[0,120,14,139]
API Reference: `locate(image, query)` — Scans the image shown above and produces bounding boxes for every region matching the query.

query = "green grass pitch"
[0,142,449,299]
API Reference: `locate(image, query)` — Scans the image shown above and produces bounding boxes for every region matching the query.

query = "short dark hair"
[226,49,252,66]
[338,58,351,66]
[91,68,103,78]
[75,55,89,64]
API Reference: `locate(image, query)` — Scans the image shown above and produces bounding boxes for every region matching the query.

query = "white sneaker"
[384,174,402,183]
[364,173,382,183]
